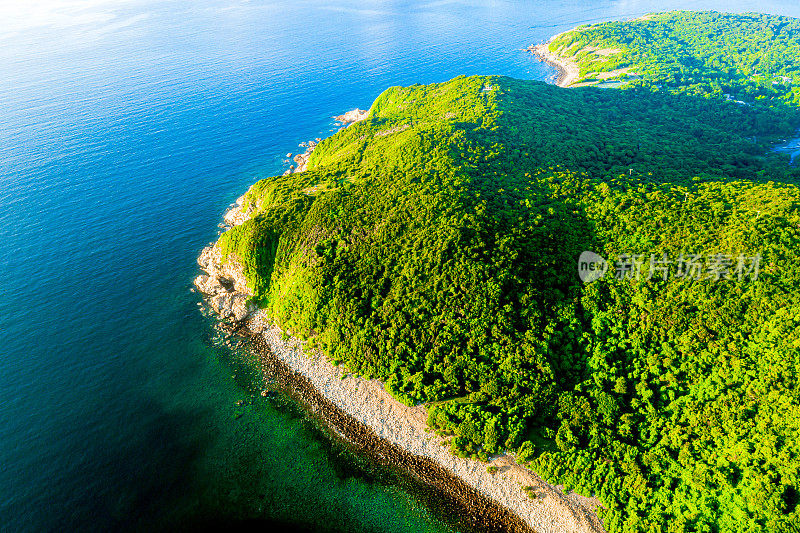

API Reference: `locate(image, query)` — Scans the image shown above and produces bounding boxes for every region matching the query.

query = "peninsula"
[197,12,800,533]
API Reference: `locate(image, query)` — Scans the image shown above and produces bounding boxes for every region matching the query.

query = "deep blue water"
[3,1,800,531]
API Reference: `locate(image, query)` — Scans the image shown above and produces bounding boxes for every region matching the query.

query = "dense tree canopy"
[549,11,800,107]
[215,35,800,533]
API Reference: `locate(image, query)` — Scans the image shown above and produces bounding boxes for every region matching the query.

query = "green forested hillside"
[548,11,800,107]
[217,72,800,533]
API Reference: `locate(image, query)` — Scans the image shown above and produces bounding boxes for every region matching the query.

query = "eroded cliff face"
[194,195,257,322]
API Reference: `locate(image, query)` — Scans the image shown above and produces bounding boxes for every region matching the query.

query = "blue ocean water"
[3,1,800,531]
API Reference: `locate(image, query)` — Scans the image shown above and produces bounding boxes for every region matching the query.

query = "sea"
[3,1,800,531]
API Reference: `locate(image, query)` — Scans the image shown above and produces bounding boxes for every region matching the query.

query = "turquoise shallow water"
[3,1,800,531]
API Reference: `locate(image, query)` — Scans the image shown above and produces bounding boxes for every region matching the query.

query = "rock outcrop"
[195,191,259,322]
[195,245,257,322]
[334,108,368,125]
[292,139,317,173]
[223,194,256,227]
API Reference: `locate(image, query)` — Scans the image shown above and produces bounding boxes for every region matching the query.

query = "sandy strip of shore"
[245,316,604,533]
[528,31,581,88]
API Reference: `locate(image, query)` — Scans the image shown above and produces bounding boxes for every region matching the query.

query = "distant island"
[196,11,800,533]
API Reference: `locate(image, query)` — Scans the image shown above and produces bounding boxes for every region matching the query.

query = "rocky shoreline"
[193,115,605,533]
[243,326,531,533]
[280,109,368,175]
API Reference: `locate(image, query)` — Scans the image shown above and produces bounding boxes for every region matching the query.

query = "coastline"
[245,318,604,533]
[194,111,605,533]
[243,324,531,533]
[527,39,580,88]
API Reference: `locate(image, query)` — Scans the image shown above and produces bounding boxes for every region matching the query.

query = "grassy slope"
[216,72,800,533]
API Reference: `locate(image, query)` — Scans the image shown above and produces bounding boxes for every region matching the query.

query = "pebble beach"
[236,314,605,533]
